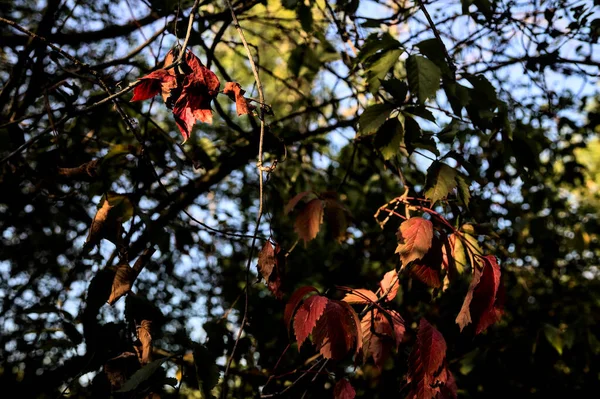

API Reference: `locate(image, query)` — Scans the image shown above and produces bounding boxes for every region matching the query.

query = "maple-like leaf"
[456,255,503,333]
[407,319,452,399]
[284,286,319,332]
[396,217,434,267]
[223,81,255,116]
[130,69,177,102]
[257,241,276,281]
[137,320,152,364]
[379,270,400,301]
[342,288,378,304]
[312,299,360,360]
[293,295,328,349]
[334,378,356,399]
[294,198,324,244]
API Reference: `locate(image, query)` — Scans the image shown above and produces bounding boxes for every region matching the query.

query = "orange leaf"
[294,199,324,244]
[342,288,378,304]
[396,217,434,267]
[223,81,255,116]
[379,270,400,301]
[284,191,314,215]
[257,241,275,281]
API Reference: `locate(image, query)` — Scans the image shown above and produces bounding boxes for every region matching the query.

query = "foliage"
[1,0,600,398]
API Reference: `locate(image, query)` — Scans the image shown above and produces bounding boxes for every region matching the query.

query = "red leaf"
[294,199,324,244]
[284,191,314,215]
[379,270,399,301]
[284,286,319,332]
[266,244,285,300]
[472,256,502,334]
[323,196,351,242]
[396,217,434,267]
[293,295,328,349]
[410,239,443,288]
[312,299,360,360]
[334,378,356,399]
[407,319,451,399]
[340,300,362,357]
[456,255,503,334]
[257,241,275,281]
[387,309,406,349]
[223,81,255,116]
[342,288,378,304]
[361,309,394,368]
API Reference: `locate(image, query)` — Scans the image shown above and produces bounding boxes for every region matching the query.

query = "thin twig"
[415,0,457,78]
[221,0,270,396]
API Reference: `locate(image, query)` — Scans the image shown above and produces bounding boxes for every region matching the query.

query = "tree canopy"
[1,0,600,398]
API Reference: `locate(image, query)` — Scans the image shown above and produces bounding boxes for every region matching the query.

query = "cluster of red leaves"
[407,319,457,399]
[334,378,356,399]
[341,270,405,368]
[395,216,504,334]
[131,48,254,142]
[257,241,284,299]
[285,191,351,244]
[285,287,361,360]
[456,255,504,334]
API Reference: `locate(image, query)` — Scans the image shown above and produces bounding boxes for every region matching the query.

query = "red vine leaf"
[407,319,453,399]
[396,217,434,267]
[294,198,325,244]
[334,378,356,399]
[388,309,406,349]
[284,286,319,332]
[266,244,285,299]
[257,241,276,281]
[293,295,328,349]
[379,270,400,301]
[322,192,351,242]
[223,81,255,116]
[342,288,378,304]
[131,48,220,142]
[312,299,360,360]
[361,309,405,368]
[410,237,443,288]
[456,255,503,334]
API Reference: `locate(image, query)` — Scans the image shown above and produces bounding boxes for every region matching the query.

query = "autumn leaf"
[410,237,443,288]
[334,378,356,399]
[407,319,454,399]
[131,48,220,142]
[284,191,314,215]
[456,255,503,334]
[379,270,400,301]
[284,286,319,332]
[322,192,352,242]
[361,309,394,368]
[396,217,434,267]
[294,198,324,244]
[108,264,136,305]
[83,192,133,254]
[342,288,378,304]
[293,295,328,349]
[223,81,255,116]
[312,299,360,360]
[137,320,152,364]
[104,352,140,392]
[257,241,276,281]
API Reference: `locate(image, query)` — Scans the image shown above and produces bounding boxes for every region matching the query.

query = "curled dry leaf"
[131,48,220,142]
[223,81,255,116]
[334,378,356,399]
[108,264,136,305]
[379,270,400,301]
[137,320,152,364]
[257,241,276,281]
[57,158,100,182]
[396,217,434,268]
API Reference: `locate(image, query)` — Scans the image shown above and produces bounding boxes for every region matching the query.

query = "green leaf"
[357,33,401,64]
[424,161,458,205]
[444,81,471,115]
[456,174,471,208]
[400,113,422,154]
[297,3,313,32]
[193,343,219,399]
[406,55,441,104]
[416,38,452,77]
[380,78,408,103]
[543,324,564,355]
[438,119,461,143]
[117,357,170,392]
[374,118,406,160]
[366,48,403,92]
[358,103,395,135]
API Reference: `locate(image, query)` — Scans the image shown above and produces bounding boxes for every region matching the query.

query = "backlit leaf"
[424,161,458,205]
[294,198,324,244]
[342,288,378,304]
[396,217,434,267]
[406,55,441,104]
[312,299,360,360]
[379,270,400,301]
[358,103,396,135]
[284,286,319,332]
[293,295,328,349]
[257,241,276,281]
